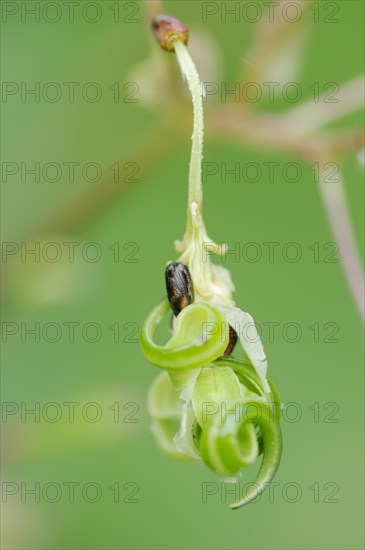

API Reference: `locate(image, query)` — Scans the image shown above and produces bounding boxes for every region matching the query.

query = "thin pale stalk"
[174,40,204,224]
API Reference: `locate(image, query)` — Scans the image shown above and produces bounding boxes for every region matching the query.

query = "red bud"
[152,15,189,52]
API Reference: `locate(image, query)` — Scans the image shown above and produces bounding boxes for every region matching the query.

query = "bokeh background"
[1,1,364,548]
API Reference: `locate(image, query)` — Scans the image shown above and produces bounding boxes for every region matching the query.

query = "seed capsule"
[165,262,194,316]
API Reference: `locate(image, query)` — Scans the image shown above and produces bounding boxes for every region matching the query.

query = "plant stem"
[174,40,204,228]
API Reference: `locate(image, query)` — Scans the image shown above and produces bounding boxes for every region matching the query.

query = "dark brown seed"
[165,262,194,316]
[223,325,238,356]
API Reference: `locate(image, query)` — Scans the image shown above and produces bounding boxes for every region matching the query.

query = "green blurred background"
[1,1,364,548]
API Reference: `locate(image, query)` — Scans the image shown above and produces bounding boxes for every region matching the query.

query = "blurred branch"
[240,0,311,83]
[319,168,365,322]
[207,106,364,161]
[280,75,365,138]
